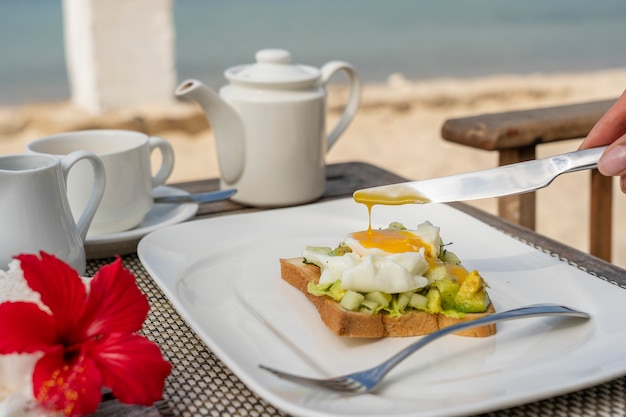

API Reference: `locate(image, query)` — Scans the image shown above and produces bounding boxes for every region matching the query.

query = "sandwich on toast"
[280,221,495,338]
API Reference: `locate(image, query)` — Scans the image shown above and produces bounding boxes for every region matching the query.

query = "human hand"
[580,90,626,192]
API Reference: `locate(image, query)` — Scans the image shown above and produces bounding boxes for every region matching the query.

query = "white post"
[62,0,176,114]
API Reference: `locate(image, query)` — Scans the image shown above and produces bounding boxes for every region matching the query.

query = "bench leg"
[497,146,537,230]
[590,170,612,261]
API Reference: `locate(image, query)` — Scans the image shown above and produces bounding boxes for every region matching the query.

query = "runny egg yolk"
[445,263,470,284]
[349,229,434,258]
[353,186,431,206]
[352,188,436,258]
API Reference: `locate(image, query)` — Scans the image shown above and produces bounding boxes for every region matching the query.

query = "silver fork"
[259,303,590,394]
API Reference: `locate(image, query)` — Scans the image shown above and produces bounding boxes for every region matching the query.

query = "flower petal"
[16,253,86,339]
[33,348,103,417]
[0,302,57,354]
[87,333,171,406]
[75,258,149,339]
[0,352,42,394]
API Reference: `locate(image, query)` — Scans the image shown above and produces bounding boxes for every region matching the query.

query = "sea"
[1,0,626,105]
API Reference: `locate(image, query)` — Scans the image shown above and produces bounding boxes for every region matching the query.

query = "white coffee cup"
[27,129,175,236]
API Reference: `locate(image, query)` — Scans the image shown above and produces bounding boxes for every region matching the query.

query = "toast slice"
[280,257,496,338]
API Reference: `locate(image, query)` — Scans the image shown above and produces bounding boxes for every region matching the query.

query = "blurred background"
[1,0,625,266]
[1,0,625,105]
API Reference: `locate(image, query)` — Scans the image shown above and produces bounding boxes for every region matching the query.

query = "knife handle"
[558,145,608,174]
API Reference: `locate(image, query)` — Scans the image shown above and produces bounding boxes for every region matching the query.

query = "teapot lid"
[224,49,320,87]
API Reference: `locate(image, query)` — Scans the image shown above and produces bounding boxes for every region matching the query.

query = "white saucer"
[85,186,199,259]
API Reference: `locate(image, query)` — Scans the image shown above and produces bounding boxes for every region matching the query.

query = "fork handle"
[369,304,590,381]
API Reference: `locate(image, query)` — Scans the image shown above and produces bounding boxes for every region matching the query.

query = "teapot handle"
[61,151,106,241]
[320,61,362,150]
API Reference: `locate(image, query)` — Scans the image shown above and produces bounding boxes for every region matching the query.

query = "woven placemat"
[86,255,626,417]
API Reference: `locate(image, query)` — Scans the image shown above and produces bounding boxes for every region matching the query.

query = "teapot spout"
[176,79,245,184]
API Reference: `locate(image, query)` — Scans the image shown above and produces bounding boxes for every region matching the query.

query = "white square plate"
[138,198,626,417]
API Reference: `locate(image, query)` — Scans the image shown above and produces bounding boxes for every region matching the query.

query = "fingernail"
[599,145,626,176]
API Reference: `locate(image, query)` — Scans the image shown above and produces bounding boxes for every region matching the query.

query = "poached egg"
[303,222,442,294]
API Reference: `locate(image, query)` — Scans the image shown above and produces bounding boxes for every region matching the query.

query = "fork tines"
[259,365,364,393]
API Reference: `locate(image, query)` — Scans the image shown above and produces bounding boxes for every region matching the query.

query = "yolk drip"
[353,187,433,256]
[349,229,432,256]
[353,187,430,231]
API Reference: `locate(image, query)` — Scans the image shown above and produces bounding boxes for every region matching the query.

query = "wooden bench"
[441,99,616,261]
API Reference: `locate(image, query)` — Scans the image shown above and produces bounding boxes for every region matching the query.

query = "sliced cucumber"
[305,245,332,255]
[364,291,392,308]
[359,299,380,315]
[441,249,461,265]
[397,291,412,311]
[409,292,428,310]
[340,290,364,311]
[425,265,449,282]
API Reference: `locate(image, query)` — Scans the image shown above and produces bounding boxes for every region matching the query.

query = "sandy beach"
[1,69,625,267]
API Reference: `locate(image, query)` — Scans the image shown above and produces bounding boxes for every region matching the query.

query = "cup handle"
[320,61,362,150]
[148,136,175,187]
[61,151,106,241]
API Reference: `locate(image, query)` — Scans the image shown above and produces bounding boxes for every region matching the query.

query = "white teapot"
[176,48,361,207]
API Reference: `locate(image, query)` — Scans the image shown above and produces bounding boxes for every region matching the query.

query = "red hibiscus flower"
[0,252,172,416]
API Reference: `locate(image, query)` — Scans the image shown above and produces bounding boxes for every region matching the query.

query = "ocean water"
[1,0,625,105]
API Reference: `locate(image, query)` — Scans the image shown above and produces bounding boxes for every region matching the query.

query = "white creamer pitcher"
[176,48,361,207]
[0,152,105,274]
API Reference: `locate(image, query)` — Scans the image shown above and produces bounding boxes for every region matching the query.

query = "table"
[88,162,626,417]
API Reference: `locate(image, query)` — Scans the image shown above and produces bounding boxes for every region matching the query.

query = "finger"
[598,133,626,176]
[580,90,626,149]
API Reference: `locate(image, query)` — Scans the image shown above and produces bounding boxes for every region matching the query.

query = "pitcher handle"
[320,61,362,150]
[61,151,106,241]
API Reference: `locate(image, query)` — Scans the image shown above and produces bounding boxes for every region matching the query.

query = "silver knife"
[354,146,607,205]
[154,188,237,204]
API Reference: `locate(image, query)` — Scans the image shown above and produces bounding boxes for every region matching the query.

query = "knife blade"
[354,146,607,205]
[154,188,237,204]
